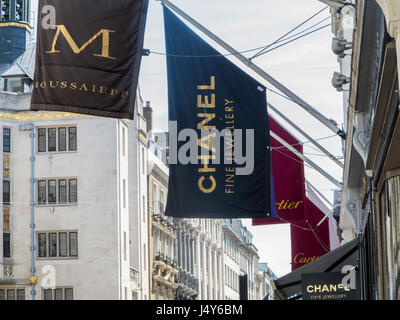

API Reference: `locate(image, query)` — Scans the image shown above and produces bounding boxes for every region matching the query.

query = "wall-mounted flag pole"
[270,130,342,188]
[157,0,346,140]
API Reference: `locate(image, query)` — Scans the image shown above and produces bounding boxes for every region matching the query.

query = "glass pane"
[55,288,63,300]
[38,128,46,152]
[3,180,10,204]
[15,0,23,21]
[38,180,46,204]
[69,127,77,151]
[65,288,73,300]
[69,232,78,257]
[43,289,52,300]
[38,233,47,257]
[49,233,57,257]
[48,180,56,203]
[48,128,56,152]
[0,289,5,300]
[17,289,25,300]
[58,128,66,151]
[7,289,15,300]
[3,232,10,258]
[69,179,77,203]
[6,78,22,93]
[1,0,10,21]
[3,128,10,152]
[59,232,67,257]
[59,180,67,203]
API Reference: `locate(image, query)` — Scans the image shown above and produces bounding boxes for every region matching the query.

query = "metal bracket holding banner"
[269,103,344,168]
[352,112,370,167]
[158,0,346,140]
[271,131,342,188]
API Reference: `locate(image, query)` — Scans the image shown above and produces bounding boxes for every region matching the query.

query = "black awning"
[272,239,359,299]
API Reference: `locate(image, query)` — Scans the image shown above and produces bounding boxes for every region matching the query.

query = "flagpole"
[158,0,346,140]
[268,103,343,168]
[270,131,342,188]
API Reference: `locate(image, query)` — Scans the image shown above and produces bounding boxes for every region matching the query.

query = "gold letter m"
[46,25,116,60]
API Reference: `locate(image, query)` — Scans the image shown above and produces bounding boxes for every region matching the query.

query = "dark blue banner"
[164,6,273,219]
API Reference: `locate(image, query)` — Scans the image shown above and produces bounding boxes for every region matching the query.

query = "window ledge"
[36,203,78,208]
[36,151,78,156]
[36,257,79,261]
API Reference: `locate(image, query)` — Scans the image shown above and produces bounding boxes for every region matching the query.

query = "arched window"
[1,0,10,21]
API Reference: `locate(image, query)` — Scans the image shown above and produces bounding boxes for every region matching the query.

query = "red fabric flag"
[253,116,305,226]
[290,197,331,271]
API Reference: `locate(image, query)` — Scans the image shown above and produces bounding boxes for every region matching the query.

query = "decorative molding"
[0,21,32,32]
[352,112,370,166]
[375,0,400,38]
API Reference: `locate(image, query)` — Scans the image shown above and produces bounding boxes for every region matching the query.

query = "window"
[143,244,147,271]
[59,232,67,257]
[38,231,78,259]
[3,128,10,152]
[122,127,126,157]
[69,127,77,151]
[152,182,158,214]
[59,180,67,203]
[38,233,46,258]
[160,188,165,213]
[48,128,56,152]
[37,178,77,205]
[49,233,57,257]
[48,180,56,203]
[123,231,127,261]
[0,289,25,300]
[4,78,23,93]
[58,128,67,152]
[123,179,126,209]
[38,128,46,152]
[37,127,77,153]
[142,195,146,223]
[38,181,46,204]
[1,0,10,21]
[15,0,23,21]
[43,288,73,300]
[3,180,10,204]
[69,232,78,257]
[3,232,10,257]
[142,147,145,175]
[69,179,77,203]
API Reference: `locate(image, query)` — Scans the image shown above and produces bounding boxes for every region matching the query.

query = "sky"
[139,0,344,277]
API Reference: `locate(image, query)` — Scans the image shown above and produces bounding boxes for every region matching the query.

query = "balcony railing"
[175,269,199,292]
[154,252,177,269]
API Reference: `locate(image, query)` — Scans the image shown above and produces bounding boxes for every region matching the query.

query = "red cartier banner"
[253,115,306,226]
[290,197,331,271]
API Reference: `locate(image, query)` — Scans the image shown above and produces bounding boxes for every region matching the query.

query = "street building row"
[0,0,277,300]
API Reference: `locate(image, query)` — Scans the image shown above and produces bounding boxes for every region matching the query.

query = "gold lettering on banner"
[47,25,116,60]
[197,76,216,194]
[293,252,319,264]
